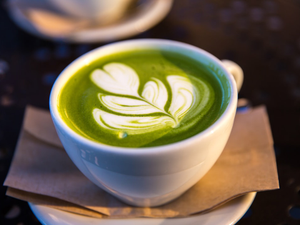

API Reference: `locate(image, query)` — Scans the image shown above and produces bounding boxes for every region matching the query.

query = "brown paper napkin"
[4,105,279,218]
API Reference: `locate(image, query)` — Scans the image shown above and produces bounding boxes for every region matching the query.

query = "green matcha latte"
[57,49,231,147]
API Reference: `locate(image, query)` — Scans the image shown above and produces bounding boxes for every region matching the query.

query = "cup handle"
[221,60,244,92]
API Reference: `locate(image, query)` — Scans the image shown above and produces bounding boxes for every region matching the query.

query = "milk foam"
[91,63,140,98]
[142,77,168,111]
[91,63,212,136]
[167,75,194,123]
[93,108,176,135]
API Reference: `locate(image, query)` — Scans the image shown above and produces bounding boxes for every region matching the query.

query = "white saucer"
[29,192,256,225]
[7,0,173,43]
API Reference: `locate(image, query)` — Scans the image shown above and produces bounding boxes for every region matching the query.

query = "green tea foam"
[58,49,229,147]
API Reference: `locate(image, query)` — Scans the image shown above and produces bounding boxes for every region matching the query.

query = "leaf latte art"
[90,63,211,136]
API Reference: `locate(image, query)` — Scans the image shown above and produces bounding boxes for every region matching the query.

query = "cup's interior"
[50,39,236,152]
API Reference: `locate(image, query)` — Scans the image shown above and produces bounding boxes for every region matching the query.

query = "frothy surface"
[58,49,229,147]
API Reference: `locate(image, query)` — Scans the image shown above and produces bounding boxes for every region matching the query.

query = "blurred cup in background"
[49,0,134,23]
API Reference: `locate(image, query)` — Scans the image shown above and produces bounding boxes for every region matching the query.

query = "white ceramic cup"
[49,0,133,23]
[49,39,243,207]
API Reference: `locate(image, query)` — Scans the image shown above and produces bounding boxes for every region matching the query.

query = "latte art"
[91,63,211,137]
[58,49,228,147]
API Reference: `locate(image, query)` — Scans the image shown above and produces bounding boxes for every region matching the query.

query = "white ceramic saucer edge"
[7,0,173,43]
[29,192,256,225]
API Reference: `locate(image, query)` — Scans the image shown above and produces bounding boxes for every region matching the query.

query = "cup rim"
[49,38,237,155]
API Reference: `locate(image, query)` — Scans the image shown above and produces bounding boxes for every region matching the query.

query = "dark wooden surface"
[1,0,300,224]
